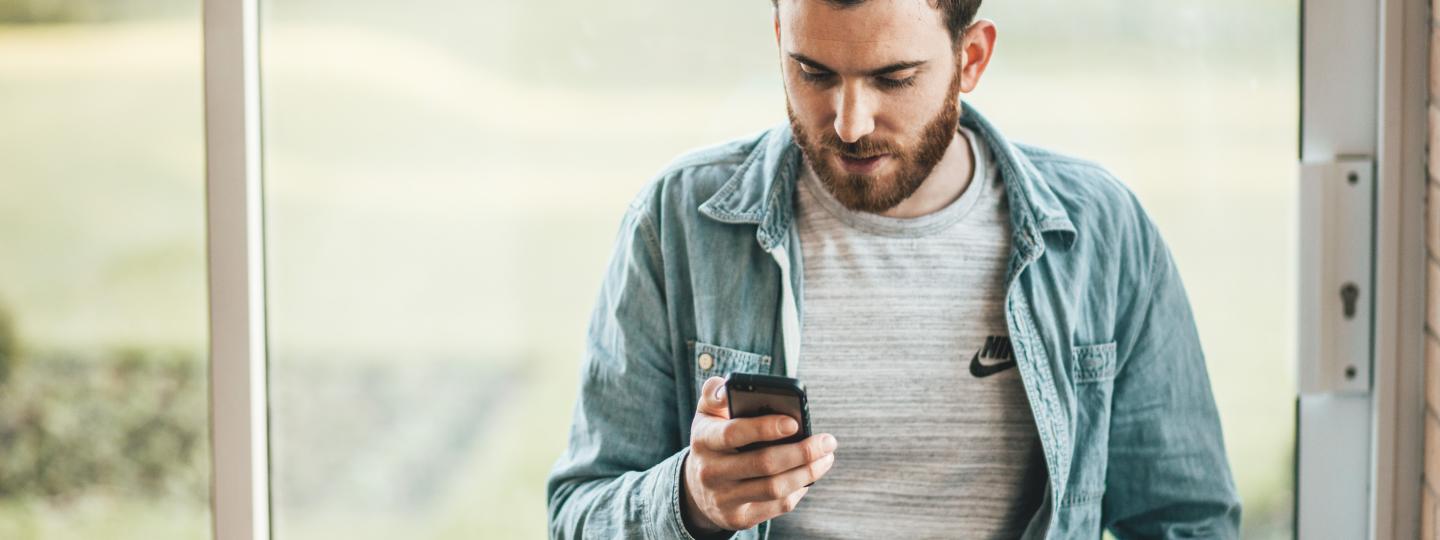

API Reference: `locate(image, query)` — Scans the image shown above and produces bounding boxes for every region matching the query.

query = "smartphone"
[725,372,811,452]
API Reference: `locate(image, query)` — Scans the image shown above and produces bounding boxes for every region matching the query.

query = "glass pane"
[0,1,212,539]
[261,2,781,536]
[262,0,1294,538]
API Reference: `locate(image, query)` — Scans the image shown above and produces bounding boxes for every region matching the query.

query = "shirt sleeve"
[544,199,711,540]
[1101,206,1244,539]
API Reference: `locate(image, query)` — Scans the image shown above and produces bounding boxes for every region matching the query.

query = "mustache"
[819,131,898,159]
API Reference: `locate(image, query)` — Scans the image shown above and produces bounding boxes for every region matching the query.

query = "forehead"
[777,0,951,66]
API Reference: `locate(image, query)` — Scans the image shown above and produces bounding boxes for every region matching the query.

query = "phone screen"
[728,385,808,450]
[731,388,803,423]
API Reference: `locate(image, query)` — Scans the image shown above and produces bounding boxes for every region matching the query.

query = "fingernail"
[824,434,837,449]
[714,383,725,401]
[782,418,798,434]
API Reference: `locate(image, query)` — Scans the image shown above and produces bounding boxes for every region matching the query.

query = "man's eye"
[799,68,833,83]
[877,76,917,89]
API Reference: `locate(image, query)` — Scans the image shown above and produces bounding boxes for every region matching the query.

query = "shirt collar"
[698,103,1077,254]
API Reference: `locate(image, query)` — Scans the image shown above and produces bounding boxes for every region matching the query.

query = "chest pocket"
[689,340,772,397]
[1073,342,1117,383]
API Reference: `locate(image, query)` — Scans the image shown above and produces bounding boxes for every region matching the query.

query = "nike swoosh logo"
[969,350,1017,377]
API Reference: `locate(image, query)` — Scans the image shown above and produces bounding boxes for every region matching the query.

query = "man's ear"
[773,7,781,46]
[957,19,997,94]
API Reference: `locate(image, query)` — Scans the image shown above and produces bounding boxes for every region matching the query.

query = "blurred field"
[0,1,1296,537]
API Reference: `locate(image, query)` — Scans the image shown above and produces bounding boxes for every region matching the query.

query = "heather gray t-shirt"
[770,127,1047,538]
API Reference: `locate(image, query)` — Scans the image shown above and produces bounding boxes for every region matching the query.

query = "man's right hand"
[680,376,838,536]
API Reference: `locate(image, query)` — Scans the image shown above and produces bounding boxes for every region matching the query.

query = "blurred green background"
[0,0,1296,538]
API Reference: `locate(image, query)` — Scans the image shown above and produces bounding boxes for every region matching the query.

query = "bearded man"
[547,0,1242,538]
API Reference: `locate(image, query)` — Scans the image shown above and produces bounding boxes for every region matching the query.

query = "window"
[1,0,1311,537]
[0,1,211,538]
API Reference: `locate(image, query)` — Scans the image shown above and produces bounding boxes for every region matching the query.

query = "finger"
[722,433,837,479]
[730,485,810,527]
[698,414,799,452]
[730,452,834,504]
[696,376,730,419]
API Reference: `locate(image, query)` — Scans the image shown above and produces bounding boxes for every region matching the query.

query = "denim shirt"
[546,104,1242,539]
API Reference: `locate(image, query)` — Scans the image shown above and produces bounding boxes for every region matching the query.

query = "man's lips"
[838,153,889,174]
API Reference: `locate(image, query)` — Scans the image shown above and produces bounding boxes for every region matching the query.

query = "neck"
[878,129,973,219]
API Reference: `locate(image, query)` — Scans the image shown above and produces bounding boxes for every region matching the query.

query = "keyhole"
[1340,283,1359,319]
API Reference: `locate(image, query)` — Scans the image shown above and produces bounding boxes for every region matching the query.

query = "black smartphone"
[725,372,811,452]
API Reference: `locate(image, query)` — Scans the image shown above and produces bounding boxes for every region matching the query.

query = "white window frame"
[1369,0,1429,536]
[204,0,270,539]
[198,0,1431,537]
[1296,0,1429,538]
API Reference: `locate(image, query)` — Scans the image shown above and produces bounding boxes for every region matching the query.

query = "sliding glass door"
[2,0,1344,537]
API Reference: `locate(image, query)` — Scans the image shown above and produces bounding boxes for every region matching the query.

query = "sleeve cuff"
[658,446,703,540]
[647,446,736,540]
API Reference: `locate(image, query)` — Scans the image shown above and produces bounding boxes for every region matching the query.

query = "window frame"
[204,0,271,538]
[1296,0,1429,537]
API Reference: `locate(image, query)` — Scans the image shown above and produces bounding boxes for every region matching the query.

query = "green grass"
[0,496,210,540]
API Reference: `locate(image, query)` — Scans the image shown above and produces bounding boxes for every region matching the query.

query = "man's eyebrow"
[787,52,927,77]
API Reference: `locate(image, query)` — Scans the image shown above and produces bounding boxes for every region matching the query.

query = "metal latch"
[1298,157,1373,395]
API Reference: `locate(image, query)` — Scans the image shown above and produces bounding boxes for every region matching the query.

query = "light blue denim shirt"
[546,104,1241,539]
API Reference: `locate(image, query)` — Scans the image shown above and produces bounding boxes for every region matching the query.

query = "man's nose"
[833,83,875,144]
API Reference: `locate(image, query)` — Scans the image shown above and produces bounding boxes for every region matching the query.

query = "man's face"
[777,0,964,213]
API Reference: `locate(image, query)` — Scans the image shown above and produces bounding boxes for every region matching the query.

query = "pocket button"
[698,352,714,371]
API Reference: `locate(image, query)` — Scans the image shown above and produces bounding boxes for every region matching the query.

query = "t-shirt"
[769,126,1048,539]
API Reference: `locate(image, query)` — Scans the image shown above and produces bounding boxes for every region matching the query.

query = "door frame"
[204,0,271,538]
[1296,0,1429,537]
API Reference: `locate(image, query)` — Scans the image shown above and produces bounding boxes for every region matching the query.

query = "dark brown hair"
[771,0,983,45]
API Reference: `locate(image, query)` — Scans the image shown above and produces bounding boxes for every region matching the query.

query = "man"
[547,0,1242,538]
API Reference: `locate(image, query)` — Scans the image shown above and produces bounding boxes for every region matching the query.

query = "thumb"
[696,376,730,419]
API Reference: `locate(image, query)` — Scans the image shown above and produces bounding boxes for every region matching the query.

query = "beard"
[787,64,965,214]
